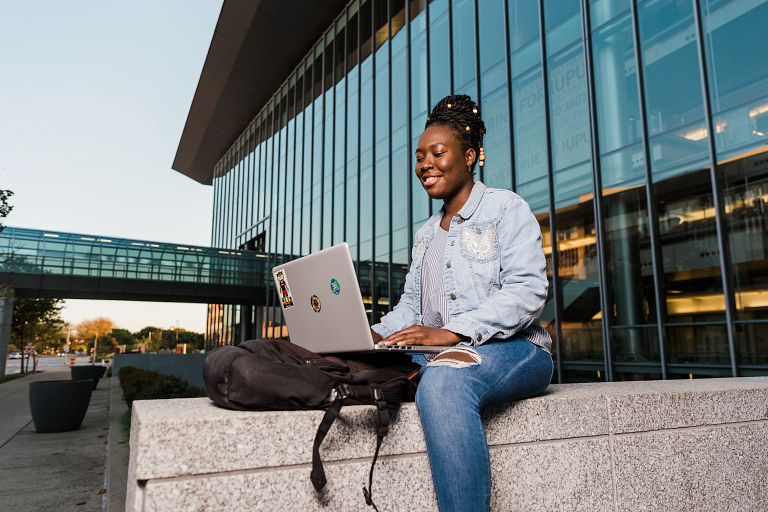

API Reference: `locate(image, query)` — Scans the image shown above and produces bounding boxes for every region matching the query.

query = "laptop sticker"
[330,278,340,295]
[275,270,295,309]
[311,295,321,312]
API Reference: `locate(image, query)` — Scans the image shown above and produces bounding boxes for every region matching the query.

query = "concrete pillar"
[0,293,14,381]
[609,197,647,361]
[593,10,646,362]
[240,304,252,344]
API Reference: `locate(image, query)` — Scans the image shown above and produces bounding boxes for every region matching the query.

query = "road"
[5,355,97,374]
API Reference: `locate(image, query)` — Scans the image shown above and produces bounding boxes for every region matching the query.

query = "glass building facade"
[206,0,768,382]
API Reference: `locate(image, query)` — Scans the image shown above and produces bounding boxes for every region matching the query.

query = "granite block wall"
[127,377,768,511]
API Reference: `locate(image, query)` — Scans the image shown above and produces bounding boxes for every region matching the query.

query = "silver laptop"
[272,243,452,354]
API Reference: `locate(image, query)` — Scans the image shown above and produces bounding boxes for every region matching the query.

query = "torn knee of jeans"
[426,347,482,368]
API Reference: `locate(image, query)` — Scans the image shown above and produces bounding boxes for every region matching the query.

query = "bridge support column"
[0,291,14,381]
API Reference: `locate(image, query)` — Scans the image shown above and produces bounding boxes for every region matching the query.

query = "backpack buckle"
[329,385,351,402]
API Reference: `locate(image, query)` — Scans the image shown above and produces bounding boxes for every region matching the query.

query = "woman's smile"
[422,174,443,187]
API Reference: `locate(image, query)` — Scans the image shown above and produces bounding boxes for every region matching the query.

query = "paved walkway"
[0,367,111,512]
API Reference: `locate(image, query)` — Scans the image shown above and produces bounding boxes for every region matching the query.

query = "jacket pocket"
[459,223,500,263]
[459,222,501,301]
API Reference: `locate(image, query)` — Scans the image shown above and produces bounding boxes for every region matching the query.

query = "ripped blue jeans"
[413,338,553,512]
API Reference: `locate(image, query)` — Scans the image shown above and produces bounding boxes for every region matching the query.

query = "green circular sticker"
[330,279,340,295]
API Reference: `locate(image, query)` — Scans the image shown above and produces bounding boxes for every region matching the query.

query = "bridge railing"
[0,227,269,288]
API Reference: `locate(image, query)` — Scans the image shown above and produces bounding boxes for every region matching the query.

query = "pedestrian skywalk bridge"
[0,227,270,303]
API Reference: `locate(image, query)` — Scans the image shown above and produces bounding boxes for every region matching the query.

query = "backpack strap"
[362,388,389,512]
[310,398,343,492]
[311,383,405,511]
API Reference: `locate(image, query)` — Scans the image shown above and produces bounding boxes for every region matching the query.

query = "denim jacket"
[372,181,552,352]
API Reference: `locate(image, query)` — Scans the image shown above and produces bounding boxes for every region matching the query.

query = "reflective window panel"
[591,12,641,156]
[638,0,704,137]
[700,0,768,114]
[451,0,476,91]
[602,185,656,326]
[512,67,548,192]
[508,0,540,54]
[721,147,768,322]
[548,43,591,173]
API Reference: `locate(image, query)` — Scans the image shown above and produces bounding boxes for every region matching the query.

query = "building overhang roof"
[172,0,346,185]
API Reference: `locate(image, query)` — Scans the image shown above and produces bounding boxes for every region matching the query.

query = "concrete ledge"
[127,377,768,511]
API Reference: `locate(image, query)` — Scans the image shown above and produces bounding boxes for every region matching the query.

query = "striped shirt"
[420,226,450,328]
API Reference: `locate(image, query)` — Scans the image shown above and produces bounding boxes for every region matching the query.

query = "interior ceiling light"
[682,127,708,141]
[749,102,768,118]
[682,123,725,142]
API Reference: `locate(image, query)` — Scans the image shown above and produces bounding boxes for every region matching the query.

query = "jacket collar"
[424,181,487,232]
[457,181,486,220]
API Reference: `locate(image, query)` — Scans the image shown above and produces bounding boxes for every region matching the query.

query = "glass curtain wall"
[205,0,768,380]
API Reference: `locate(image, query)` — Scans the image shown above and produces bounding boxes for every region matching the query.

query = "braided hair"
[425,95,486,172]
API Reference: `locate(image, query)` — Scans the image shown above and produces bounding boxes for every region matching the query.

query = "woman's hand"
[380,325,468,346]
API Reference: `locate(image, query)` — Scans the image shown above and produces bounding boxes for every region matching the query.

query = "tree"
[95,333,117,358]
[34,323,67,354]
[133,325,160,340]
[10,298,65,373]
[0,191,13,372]
[133,326,162,352]
[75,317,115,342]
[0,189,12,234]
[175,329,204,351]
[75,317,115,361]
[132,325,204,352]
[111,328,137,350]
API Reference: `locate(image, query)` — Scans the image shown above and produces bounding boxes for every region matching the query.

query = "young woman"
[370,95,553,511]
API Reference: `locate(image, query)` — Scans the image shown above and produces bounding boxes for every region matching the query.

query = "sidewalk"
[0,367,111,512]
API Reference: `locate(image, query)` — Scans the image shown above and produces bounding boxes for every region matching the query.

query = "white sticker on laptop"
[274,269,295,309]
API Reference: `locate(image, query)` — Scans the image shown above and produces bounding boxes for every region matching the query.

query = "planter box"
[71,365,107,389]
[29,379,93,433]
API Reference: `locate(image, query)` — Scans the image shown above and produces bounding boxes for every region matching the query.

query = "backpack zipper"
[303,358,349,373]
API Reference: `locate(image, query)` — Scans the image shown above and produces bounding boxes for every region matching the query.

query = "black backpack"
[203,338,421,510]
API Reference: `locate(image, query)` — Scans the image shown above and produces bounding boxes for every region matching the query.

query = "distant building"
[174,0,768,382]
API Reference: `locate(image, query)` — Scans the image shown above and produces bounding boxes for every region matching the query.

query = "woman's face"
[414,125,475,201]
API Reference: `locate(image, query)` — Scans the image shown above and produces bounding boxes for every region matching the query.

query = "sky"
[1,1,225,333]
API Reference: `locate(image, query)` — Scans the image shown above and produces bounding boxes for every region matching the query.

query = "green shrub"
[118,366,205,408]
[120,408,132,437]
